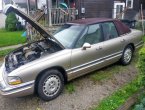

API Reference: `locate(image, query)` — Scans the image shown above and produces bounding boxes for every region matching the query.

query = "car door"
[101,22,125,64]
[68,24,106,80]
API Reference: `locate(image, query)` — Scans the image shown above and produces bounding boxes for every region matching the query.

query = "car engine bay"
[5,39,62,73]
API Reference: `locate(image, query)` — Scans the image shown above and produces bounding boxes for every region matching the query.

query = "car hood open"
[3,4,65,49]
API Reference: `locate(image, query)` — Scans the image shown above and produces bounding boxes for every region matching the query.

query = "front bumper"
[0,64,34,97]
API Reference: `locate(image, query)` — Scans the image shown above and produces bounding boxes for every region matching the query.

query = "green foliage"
[0,29,26,47]
[65,83,75,94]
[143,36,145,42]
[133,104,144,110]
[90,53,138,82]
[90,64,124,82]
[92,78,141,110]
[141,98,145,106]
[0,49,15,57]
[133,98,145,110]
[132,47,145,110]
[135,21,145,31]
[5,12,18,31]
[137,48,145,87]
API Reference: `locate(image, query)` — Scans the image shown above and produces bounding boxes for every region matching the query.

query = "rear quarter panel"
[123,29,143,49]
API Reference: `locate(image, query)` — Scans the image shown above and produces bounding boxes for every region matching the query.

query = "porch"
[27,0,77,27]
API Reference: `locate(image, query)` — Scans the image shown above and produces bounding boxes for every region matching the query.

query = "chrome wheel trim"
[43,75,61,97]
[124,48,132,63]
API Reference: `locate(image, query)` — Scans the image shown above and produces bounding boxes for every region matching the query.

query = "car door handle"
[96,46,102,50]
[120,39,126,42]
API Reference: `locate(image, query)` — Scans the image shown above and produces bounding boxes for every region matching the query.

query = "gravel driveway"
[0,61,138,110]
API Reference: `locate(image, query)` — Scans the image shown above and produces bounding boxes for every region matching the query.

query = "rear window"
[102,22,119,41]
[114,20,131,35]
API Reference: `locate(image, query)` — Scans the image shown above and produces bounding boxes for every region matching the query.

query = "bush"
[5,12,18,31]
[134,103,144,110]
[132,47,145,110]
[137,47,145,87]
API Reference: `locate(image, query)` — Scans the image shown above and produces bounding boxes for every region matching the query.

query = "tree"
[5,12,18,31]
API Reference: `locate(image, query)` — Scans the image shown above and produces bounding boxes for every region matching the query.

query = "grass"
[90,64,125,82]
[90,50,142,110]
[65,83,75,94]
[64,51,139,94]
[90,52,138,82]
[0,48,15,57]
[91,78,141,110]
[143,36,145,42]
[0,29,26,47]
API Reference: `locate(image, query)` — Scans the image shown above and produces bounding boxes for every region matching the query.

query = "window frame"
[126,0,134,9]
[74,23,103,48]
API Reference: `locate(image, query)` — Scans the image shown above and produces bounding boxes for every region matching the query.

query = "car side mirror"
[82,43,91,50]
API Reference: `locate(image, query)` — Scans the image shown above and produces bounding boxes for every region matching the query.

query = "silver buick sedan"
[0,5,144,101]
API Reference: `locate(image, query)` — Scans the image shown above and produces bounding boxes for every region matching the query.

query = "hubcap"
[43,75,61,97]
[124,48,132,63]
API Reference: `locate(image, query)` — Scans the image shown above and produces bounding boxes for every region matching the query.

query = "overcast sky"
[0,0,2,10]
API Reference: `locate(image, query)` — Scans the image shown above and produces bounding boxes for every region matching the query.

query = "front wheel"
[120,45,133,65]
[37,70,64,101]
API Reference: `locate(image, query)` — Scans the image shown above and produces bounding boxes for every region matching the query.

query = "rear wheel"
[120,45,133,65]
[37,70,64,101]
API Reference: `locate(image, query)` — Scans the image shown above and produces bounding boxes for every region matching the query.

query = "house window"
[126,0,133,9]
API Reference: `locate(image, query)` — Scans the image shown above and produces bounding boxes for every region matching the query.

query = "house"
[0,0,2,12]
[2,0,145,27]
[75,0,144,20]
[0,0,6,28]
[35,0,143,19]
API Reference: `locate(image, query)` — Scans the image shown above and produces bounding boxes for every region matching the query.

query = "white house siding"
[0,0,2,11]
[37,0,46,9]
[0,13,6,28]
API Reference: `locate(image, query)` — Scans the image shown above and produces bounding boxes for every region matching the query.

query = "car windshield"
[53,24,85,48]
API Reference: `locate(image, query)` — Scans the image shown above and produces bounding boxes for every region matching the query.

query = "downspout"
[141,4,145,35]
[35,0,38,10]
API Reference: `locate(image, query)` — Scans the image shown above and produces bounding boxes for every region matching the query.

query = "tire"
[120,45,133,65]
[37,70,64,101]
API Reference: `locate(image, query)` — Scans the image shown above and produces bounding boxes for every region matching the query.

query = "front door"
[113,2,125,19]
[69,24,105,80]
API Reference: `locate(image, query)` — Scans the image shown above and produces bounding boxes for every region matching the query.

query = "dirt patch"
[0,62,138,110]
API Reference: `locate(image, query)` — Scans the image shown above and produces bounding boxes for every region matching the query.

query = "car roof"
[68,18,114,25]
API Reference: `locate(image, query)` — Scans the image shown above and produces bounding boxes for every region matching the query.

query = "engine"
[5,40,61,73]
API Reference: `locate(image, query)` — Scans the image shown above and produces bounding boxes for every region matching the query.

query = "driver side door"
[68,23,105,80]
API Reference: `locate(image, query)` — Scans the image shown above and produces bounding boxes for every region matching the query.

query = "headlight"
[8,76,22,85]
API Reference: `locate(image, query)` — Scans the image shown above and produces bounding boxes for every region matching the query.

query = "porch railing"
[29,8,76,26]
[51,8,76,25]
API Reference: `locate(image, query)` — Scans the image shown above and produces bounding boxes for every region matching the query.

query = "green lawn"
[0,29,26,47]
[0,48,15,57]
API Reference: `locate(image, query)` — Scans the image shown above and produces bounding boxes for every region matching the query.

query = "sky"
[0,0,2,10]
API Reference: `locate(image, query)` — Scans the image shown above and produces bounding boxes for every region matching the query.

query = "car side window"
[75,24,102,48]
[102,22,118,41]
